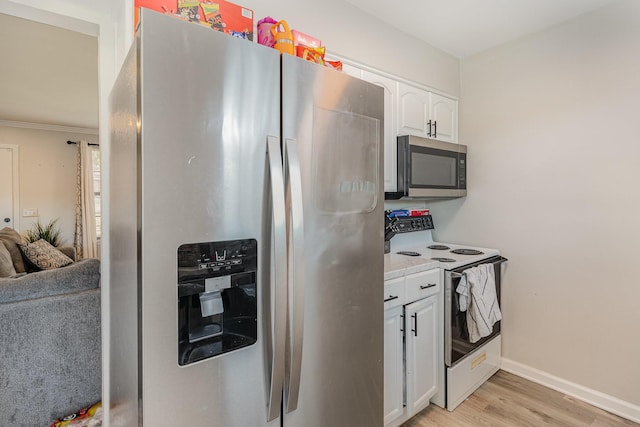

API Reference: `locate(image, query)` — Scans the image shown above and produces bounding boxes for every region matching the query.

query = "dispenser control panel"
[177,239,258,366]
[178,239,257,284]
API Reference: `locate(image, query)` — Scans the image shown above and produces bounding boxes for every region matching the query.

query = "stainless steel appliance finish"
[387,135,467,200]
[281,55,384,427]
[109,9,383,427]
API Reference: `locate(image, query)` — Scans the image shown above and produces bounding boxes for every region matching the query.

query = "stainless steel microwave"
[385,135,467,199]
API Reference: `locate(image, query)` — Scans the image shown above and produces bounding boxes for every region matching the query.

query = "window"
[91,148,101,239]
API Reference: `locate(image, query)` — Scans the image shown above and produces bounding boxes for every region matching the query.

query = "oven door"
[444,256,507,367]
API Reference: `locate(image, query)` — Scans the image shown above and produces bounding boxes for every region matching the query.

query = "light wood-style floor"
[403,370,638,427]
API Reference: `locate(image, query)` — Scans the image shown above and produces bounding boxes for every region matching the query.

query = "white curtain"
[74,141,98,259]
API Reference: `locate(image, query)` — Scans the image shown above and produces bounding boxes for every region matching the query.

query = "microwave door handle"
[266,136,287,422]
[284,138,305,413]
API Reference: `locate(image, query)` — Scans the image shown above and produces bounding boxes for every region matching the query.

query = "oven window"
[410,147,457,188]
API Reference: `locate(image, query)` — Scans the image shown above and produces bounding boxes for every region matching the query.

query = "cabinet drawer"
[384,277,405,309]
[405,269,440,303]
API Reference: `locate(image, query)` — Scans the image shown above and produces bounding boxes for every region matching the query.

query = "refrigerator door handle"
[284,138,305,413]
[266,136,287,422]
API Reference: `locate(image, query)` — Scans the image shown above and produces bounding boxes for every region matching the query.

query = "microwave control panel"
[458,154,467,188]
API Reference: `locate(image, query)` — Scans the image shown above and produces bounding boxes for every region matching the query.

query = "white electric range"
[388,229,500,271]
[385,219,506,412]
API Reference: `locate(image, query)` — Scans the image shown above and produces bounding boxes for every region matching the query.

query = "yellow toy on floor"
[50,402,102,427]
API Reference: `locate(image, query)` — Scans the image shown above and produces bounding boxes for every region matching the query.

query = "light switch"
[22,208,38,217]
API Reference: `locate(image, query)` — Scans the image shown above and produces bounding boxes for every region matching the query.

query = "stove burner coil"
[396,251,422,257]
[451,248,484,255]
[427,244,450,250]
[431,257,456,262]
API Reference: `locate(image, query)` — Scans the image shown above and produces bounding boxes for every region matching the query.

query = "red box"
[408,209,430,217]
[134,0,254,41]
[291,29,321,49]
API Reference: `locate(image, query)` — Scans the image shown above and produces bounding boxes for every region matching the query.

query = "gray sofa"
[0,239,101,426]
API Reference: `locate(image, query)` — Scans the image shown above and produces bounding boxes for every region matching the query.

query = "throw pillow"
[0,241,17,277]
[0,227,28,273]
[18,239,74,270]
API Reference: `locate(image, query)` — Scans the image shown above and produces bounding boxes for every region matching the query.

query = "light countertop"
[384,253,439,281]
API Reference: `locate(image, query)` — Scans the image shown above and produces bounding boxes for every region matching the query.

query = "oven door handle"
[451,257,509,278]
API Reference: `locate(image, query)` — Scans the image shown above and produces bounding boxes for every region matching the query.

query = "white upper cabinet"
[341,62,363,79]
[429,92,457,143]
[330,59,458,193]
[398,82,458,144]
[398,82,430,136]
[361,70,398,193]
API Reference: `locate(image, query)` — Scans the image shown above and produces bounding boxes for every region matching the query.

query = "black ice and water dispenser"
[177,239,258,366]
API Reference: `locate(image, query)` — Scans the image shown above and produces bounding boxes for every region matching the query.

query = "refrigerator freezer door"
[281,55,385,427]
[109,33,141,426]
[111,10,281,427]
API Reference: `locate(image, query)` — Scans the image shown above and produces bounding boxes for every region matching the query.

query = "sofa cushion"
[0,286,102,426]
[58,246,77,262]
[0,227,27,273]
[0,258,100,304]
[0,242,17,278]
[18,239,74,270]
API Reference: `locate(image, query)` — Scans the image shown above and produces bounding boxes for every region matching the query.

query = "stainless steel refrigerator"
[109,9,384,427]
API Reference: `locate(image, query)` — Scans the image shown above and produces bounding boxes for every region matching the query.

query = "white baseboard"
[501,358,640,424]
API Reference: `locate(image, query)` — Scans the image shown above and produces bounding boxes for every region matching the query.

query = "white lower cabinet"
[405,295,438,416]
[383,305,404,426]
[383,269,442,427]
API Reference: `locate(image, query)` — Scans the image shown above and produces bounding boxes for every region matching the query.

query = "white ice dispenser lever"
[200,276,231,317]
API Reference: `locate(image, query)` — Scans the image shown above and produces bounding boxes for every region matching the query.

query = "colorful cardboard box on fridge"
[134,0,254,40]
[291,29,321,49]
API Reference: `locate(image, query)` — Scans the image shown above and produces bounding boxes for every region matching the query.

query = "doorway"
[0,144,19,230]
[0,9,99,244]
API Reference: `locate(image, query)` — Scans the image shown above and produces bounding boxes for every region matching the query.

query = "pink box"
[292,29,321,49]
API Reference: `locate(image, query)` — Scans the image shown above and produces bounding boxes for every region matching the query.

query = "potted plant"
[24,218,62,247]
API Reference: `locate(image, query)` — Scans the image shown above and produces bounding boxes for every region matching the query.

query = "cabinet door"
[384,305,404,426]
[341,62,363,79]
[405,296,438,417]
[429,92,457,143]
[362,71,398,193]
[397,82,429,137]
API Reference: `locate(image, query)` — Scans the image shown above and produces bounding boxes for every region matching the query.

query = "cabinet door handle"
[400,314,404,333]
[434,121,437,138]
[384,295,398,302]
[420,283,436,290]
[411,313,418,336]
[427,120,432,137]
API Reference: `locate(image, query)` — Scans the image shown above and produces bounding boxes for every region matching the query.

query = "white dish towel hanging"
[456,263,501,343]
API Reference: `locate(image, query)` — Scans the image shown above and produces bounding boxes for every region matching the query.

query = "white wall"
[0,125,98,244]
[429,0,640,409]
[182,0,461,96]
